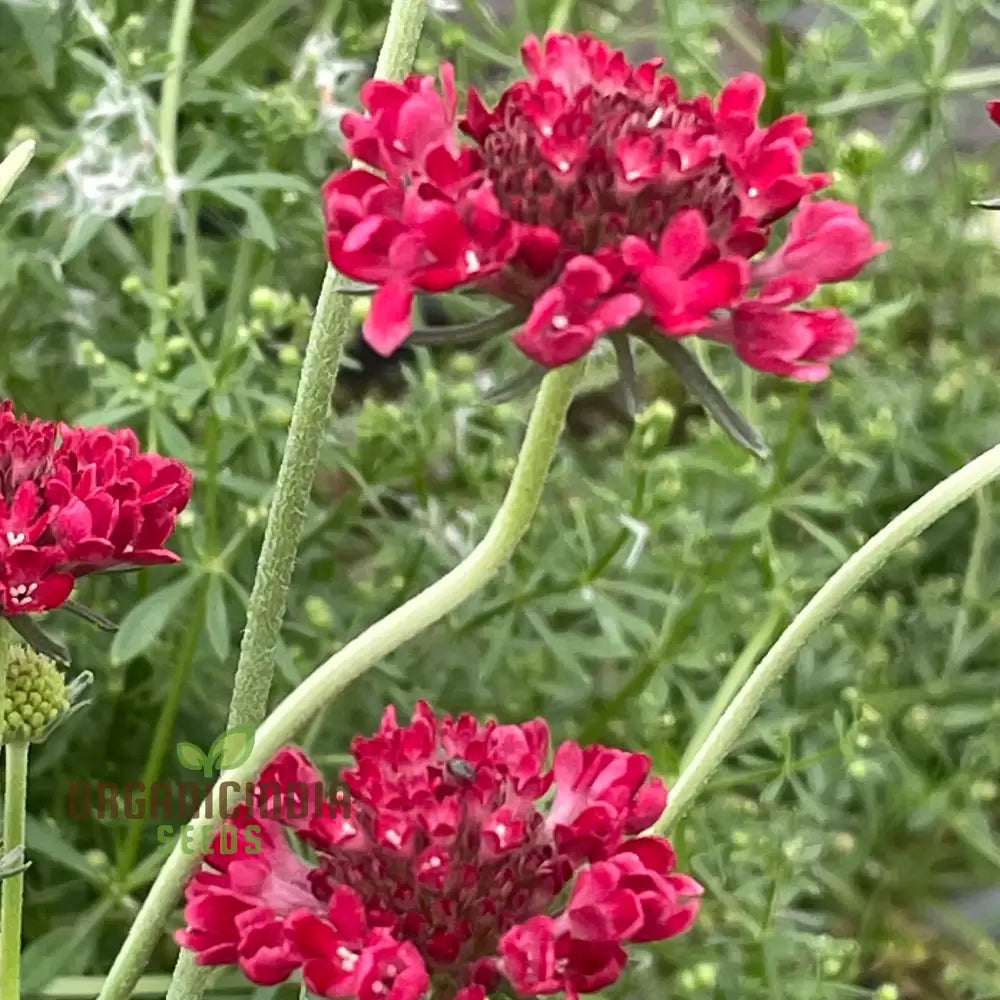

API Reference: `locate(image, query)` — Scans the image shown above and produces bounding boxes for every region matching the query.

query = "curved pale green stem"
[155,2,433,998]
[0,742,30,1000]
[98,362,582,1000]
[224,0,429,739]
[656,440,1000,832]
[148,1,435,997]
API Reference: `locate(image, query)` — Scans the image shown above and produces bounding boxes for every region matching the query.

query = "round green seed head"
[2,645,69,744]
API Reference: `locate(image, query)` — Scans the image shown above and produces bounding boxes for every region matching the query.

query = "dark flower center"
[479,88,740,255]
[313,778,568,979]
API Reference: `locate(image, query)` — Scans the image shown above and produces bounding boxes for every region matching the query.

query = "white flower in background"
[35,70,159,220]
[293,31,365,134]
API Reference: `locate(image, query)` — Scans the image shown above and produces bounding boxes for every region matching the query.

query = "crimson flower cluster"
[989,100,1000,127]
[324,32,885,381]
[178,702,701,1000]
[0,401,192,616]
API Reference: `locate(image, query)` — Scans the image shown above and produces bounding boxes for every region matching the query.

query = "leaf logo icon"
[175,726,255,777]
[209,726,255,772]
[176,742,211,776]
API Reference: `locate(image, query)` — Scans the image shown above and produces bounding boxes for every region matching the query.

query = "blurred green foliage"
[2,0,1000,998]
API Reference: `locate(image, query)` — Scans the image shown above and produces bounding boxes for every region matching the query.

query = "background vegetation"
[2,0,1000,997]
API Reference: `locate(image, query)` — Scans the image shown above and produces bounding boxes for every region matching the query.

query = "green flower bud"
[832,832,856,854]
[265,402,293,428]
[2,646,68,743]
[694,963,717,988]
[970,779,997,802]
[278,345,301,367]
[448,352,477,376]
[304,596,334,631]
[350,297,371,324]
[837,130,884,177]
[249,286,281,316]
[822,956,842,976]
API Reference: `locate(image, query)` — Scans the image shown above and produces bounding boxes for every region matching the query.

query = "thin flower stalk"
[100,360,583,1000]
[0,742,29,1000]
[657,440,1000,833]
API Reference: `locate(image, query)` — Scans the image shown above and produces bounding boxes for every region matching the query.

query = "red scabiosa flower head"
[0,401,192,617]
[177,703,700,1000]
[323,32,885,386]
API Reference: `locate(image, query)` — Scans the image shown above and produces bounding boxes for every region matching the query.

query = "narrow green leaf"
[611,334,639,418]
[21,901,111,992]
[483,366,545,404]
[7,616,71,666]
[110,573,200,665]
[7,3,62,87]
[761,24,789,122]
[181,143,232,185]
[23,817,109,888]
[59,215,107,263]
[60,599,118,632]
[197,172,312,195]
[72,402,147,428]
[643,334,770,459]
[205,574,231,662]
[199,186,276,248]
[152,411,196,465]
[409,306,526,345]
[192,0,297,83]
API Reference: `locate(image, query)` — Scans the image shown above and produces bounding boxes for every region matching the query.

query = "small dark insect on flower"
[445,756,477,781]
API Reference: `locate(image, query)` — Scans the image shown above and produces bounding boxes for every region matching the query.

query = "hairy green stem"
[150,0,197,352]
[657,441,1000,832]
[219,268,354,732]
[98,361,581,1000]
[0,742,30,1000]
[219,0,430,737]
[153,6,434,997]
[0,619,9,744]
